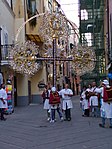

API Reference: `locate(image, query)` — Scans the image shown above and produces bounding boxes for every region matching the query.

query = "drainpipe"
[0,27,2,72]
[107,0,110,65]
[11,0,13,10]
[107,0,112,85]
[24,0,26,40]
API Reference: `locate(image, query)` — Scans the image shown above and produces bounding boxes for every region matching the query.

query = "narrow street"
[0,96,112,149]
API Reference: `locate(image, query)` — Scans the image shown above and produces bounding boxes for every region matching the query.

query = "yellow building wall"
[30,66,47,95]
[17,74,28,96]
[12,0,48,105]
[15,18,25,43]
[13,0,24,18]
[13,0,25,43]
[25,0,44,35]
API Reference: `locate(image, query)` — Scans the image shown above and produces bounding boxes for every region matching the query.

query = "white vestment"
[89,87,100,106]
[100,87,112,118]
[59,89,73,110]
[0,88,8,109]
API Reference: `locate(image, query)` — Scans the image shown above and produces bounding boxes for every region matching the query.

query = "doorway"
[14,76,17,106]
[28,80,32,104]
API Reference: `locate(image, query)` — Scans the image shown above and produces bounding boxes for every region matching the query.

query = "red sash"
[49,91,60,104]
[103,87,112,102]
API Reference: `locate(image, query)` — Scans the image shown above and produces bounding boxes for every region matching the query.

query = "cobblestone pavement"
[0,96,112,149]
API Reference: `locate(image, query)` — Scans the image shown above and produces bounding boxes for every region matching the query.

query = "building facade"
[0,0,79,107]
[12,0,71,106]
[79,0,106,86]
[0,0,15,106]
[12,0,48,106]
[104,0,112,85]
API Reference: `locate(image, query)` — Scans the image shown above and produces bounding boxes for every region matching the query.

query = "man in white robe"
[59,84,73,121]
[89,82,100,117]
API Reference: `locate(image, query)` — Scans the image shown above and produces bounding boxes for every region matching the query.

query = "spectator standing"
[49,87,63,123]
[0,84,8,120]
[80,86,87,116]
[42,85,51,121]
[89,82,100,117]
[82,90,90,117]
[86,84,92,93]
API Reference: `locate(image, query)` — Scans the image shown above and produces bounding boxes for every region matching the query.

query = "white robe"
[59,89,73,110]
[0,88,8,109]
[101,102,112,118]
[43,89,51,110]
[100,87,112,118]
[82,99,89,110]
[89,87,100,106]
[44,99,50,109]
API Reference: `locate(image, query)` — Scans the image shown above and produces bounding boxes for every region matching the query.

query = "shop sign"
[38,83,45,88]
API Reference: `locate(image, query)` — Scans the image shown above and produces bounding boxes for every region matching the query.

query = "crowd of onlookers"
[80,80,112,128]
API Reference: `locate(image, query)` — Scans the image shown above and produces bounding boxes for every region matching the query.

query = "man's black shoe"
[99,124,105,128]
[67,118,71,121]
[109,126,112,128]
[1,118,7,121]
[64,119,67,121]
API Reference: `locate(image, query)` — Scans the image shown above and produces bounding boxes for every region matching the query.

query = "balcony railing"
[1,45,14,65]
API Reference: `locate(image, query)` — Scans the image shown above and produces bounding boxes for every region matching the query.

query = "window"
[48,0,52,12]
[1,27,8,60]
[27,0,37,27]
[81,9,88,20]
[27,0,36,15]
[31,0,36,14]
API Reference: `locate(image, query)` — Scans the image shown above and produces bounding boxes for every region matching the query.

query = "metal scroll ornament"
[71,45,96,76]
[9,41,41,75]
[39,12,68,58]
